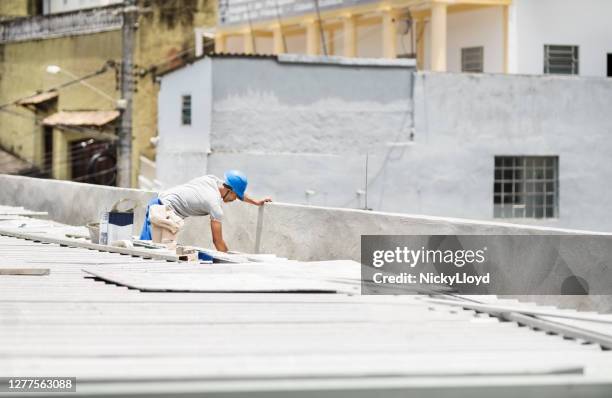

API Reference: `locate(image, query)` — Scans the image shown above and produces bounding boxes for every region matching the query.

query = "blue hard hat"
[224,170,248,200]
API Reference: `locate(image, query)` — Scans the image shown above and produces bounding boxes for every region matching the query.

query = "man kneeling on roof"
[139,170,271,252]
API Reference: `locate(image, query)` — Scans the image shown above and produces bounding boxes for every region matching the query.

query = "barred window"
[181,95,192,126]
[462,47,484,73]
[494,156,559,219]
[544,45,579,75]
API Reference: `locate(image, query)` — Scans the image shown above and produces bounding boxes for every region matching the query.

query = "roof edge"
[157,52,416,78]
[277,54,416,68]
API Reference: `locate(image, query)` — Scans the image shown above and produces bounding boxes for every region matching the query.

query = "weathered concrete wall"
[156,55,415,187]
[413,72,612,232]
[0,1,32,17]
[0,30,120,166]
[210,56,414,155]
[0,1,214,185]
[0,174,155,228]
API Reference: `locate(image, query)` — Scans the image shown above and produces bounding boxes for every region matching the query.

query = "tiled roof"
[17,90,58,106]
[42,110,120,127]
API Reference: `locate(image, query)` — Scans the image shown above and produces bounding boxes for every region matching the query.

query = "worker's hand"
[256,197,272,206]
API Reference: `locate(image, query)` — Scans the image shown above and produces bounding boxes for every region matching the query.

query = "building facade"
[210,0,612,78]
[0,0,214,186]
[156,55,612,232]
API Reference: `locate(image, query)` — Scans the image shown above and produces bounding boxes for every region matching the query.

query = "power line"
[0,107,119,142]
[274,0,288,53]
[0,62,113,111]
[313,0,328,56]
[0,132,117,176]
[246,2,258,53]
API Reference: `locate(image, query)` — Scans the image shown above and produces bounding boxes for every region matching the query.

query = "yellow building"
[0,0,214,186]
[212,0,511,72]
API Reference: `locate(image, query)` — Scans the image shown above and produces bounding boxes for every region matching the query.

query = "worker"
[139,170,271,252]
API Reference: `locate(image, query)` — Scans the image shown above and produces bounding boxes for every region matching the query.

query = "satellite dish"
[397,9,413,35]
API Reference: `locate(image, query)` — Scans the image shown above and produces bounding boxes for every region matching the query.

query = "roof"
[17,90,58,106]
[1,206,612,396]
[42,110,120,127]
[153,52,274,78]
[156,53,416,78]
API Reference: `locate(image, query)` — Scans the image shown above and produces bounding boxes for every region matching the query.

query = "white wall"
[447,6,505,73]
[514,0,612,77]
[157,58,213,185]
[411,72,612,231]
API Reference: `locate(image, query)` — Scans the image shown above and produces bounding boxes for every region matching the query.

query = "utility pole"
[117,0,137,187]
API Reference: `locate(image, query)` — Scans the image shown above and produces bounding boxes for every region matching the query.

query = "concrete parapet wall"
[0,175,156,228]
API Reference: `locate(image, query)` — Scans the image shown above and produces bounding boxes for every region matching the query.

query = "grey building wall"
[412,72,612,231]
[157,58,212,185]
[157,55,415,201]
[156,56,612,232]
[210,56,414,154]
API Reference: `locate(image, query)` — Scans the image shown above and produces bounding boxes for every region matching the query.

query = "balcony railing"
[0,5,122,44]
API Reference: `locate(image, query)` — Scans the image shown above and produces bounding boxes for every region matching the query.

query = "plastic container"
[86,222,100,244]
[198,251,214,262]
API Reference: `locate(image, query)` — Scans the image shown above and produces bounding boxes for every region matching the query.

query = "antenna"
[365,153,369,210]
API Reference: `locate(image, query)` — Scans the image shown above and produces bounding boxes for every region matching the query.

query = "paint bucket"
[198,251,214,262]
[86,222,100,244]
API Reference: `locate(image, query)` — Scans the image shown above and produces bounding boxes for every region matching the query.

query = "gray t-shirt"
[159,175,224,221]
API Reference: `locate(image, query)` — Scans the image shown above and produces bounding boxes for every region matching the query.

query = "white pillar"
[431,2,447,72]
[382,9,397,59]
[272,24,285,54]
[306,20,321,55]
[214,32,226,53]
[342,15,357,57]
[243,30,255,54]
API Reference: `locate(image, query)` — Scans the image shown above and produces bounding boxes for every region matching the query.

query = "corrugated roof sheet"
[42,110,120,127]
[1,207,612,396]
[17,90,58,106]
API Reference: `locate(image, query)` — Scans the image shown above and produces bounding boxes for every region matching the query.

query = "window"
[461,47,484,73]
[181,95,191,126]
[607,53,612,78]
[494,156,559,219]
[544,45,579,75]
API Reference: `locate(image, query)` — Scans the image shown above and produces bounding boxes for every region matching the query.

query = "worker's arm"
[242,193,272,206]
[210,219,228,252]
